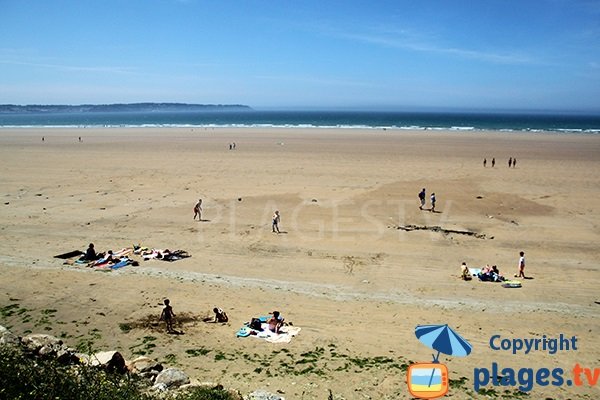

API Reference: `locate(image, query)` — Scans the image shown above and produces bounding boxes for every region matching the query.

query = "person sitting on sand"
[160,299,175,333]
[491,265,505,282]
[478,265,493,281]
[460,262,472,280]
[85,243,97,261]
[213,307,229,323]
[268,311,284,333]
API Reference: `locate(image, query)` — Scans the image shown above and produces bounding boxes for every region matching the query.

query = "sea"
[1,110,599,133]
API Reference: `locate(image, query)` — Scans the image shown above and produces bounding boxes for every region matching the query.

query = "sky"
[1,0,600,111]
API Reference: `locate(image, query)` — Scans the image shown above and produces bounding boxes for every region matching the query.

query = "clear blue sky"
[1,0,599,111]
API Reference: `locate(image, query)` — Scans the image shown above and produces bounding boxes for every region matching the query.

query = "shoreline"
[1,125,599,135]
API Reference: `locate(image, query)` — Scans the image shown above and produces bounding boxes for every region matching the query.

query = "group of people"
[228,142,237,150]
[483,157,517,168]
[418,188,436,212]
[159,299,229,334]
[460,251,527,281]
[193,198,283,234]
[160,300,286,335]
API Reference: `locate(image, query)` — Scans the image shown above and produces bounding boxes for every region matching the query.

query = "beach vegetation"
[0,345,239,400]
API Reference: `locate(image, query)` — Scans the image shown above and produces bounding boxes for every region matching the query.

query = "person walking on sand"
[483,158,487,167]
[491,158,495,167]
[272,210,281,233]
[193,199,202,221]
[160,299,176,333]
[513,158,517,168]
[418,188,426,210]
[516,251,526,278]
[430,192,436,212]
[508,157,512,168]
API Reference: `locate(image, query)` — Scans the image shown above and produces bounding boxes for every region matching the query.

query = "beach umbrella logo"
[407,324,472,399]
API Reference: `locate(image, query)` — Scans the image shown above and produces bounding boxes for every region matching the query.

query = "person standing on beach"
[418,188,426,210]
[483,158,487,167]
[491,158,495,167]
[272,210,281,233]
[430,193,436,212]
[513,158,517,168]
[193,199,202,221]
[516,251,526,278]
[508,157,512,168]
[160,299,175,333]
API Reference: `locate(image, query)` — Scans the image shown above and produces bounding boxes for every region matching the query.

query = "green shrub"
[0,346,236,400]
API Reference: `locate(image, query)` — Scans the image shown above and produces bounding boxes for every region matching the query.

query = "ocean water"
[0,110,599,133]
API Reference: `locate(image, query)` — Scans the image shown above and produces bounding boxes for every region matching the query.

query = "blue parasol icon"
[415,324,473,387]
[415,324,472,361]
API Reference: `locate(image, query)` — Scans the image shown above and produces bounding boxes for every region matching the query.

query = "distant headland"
[0,103,253,113]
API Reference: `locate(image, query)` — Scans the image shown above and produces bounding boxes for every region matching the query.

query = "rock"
[152,382,168,392]
[0,325,19,347]
[21,334,62,354]
[154,367,190,388]
[245,390,285,400]
[128,356,163,373]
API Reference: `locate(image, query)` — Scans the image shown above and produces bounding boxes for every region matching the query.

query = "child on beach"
[160,299,175,333]
[272,210,281,233]
[460,262,472,280]
[213,307,229,323]
[516,251,526,278]
[193,199,202,221]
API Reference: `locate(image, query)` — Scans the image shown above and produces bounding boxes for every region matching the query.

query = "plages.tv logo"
[407,324,473,399]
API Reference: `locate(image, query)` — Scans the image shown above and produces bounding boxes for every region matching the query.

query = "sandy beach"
[1,127,599,399]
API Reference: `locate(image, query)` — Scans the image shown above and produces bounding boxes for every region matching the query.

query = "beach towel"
[236,321,300,343]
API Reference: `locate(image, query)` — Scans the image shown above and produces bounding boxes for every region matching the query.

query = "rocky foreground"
[0,325,284,400]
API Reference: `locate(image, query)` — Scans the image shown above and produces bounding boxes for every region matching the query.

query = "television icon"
[407,362,449,399]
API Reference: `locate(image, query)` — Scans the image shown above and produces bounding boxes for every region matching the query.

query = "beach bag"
[249,318,262,331]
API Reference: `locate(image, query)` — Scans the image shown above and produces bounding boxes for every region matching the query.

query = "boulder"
[128,356,163,373]
[154,367,190,388]
[245,390,285,400]
[0,325,19,347]
[21,334,62,354]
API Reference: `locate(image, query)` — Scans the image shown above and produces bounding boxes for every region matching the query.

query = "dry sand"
[1,127,599,399]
